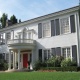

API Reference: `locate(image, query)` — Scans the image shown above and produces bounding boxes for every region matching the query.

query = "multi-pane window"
[62,47,71,59]
[60,17,70,34]
[6,32,11,40]
[0,34,5,44]
[44,49,51,61]
[42,22,51,37]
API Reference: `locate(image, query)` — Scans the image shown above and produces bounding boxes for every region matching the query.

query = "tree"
[0,13,7,28]
[10,15,17,24]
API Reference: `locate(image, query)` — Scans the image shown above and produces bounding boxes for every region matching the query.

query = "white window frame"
[59,16,71,35]
[42,21,51,38]
[61,46,72,60]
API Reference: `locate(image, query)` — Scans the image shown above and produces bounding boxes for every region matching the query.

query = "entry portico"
[7,39,35,70]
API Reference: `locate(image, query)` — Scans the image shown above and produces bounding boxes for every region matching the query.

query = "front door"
[23,54,28,68]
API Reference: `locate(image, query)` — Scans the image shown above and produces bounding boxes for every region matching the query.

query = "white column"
[5,33,7,44]
[31,50,34,70]
[15,52,17,69]
[76,13,80,66]
[18,49,20,69]
[13,51,15,69]
[8,50,11,70]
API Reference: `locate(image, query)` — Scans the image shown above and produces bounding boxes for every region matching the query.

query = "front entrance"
[23,54,28,68]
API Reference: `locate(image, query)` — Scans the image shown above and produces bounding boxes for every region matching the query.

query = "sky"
[0,0,79,22]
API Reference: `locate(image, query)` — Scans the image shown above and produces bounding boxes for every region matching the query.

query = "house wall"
[0,6,79,67]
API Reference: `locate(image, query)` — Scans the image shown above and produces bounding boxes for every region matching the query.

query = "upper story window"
[42,22,51,37]
[0,34,5,44]
[6,32,11,40]
[60,17,70,34]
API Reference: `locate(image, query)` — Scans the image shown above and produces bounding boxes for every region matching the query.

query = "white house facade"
[0,6,79,70]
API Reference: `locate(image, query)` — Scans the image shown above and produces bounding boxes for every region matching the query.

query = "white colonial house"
[0,6,80,70]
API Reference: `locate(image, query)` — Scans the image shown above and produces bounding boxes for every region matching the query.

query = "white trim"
[59,16,71,35]
[61,46,72,60]
[42,21,51,38]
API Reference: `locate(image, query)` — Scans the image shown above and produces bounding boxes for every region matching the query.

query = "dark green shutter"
[55,19,60,35]
[70,15,75,33]
[38,49,42,61]
[72,45,77,62]
[51,20,55,36]
[38,23,42,38]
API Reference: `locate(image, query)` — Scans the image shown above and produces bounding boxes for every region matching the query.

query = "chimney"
[6,20,12,27]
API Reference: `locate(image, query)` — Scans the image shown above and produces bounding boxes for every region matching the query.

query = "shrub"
[61,58,77,67]
[47,56,64,67]
[0,59,8,70]
[40,67,78,71]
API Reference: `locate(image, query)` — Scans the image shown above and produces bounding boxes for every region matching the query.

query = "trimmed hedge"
[40,67,80,71]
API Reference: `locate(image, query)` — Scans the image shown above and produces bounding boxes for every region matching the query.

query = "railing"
[7,39,34,44]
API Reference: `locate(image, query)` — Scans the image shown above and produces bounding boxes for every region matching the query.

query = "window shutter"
[38,49,42,61]
[38,23,42,38]
[55,19,60,35]
[51,48,56,56]
[70,15,75,33]
[55,47,61,56]
[51,20,55,36]
[72,45,77,62]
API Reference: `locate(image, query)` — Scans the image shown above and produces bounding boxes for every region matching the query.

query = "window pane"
[6,32,11,40]
[67,48,71,58]
[60,17,70,34]
[62,48,66,58]
[48,50,51,59]
[43,22,50,37]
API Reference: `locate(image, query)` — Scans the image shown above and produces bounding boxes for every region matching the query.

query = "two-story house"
[0,6,79,71]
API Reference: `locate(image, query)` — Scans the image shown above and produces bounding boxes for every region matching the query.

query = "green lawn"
[0,72,80,80]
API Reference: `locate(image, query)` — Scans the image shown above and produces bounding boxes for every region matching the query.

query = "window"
[0,34,5,44]
[44,49,51,61]
[42,22,51,37]
[62,47,71,59]
[28,32,31,39]
[6,32,11,40]
[60,17,70,34]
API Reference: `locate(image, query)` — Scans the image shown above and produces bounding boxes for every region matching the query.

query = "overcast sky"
[0,0,79,21]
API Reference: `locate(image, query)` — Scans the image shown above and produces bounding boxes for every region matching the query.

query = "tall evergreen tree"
[0,13,7,28]
[10,15,17,24]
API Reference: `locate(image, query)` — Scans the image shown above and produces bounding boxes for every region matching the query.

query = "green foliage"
[10,15,17,24]
[47,56,64,67]
[0,13,7,28]
[34,61,47,70]
[0,59,8,70]
[61,58,77,67]
[40,66,78,71]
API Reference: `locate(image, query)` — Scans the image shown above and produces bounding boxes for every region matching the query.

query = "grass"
[0,72,80,80]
